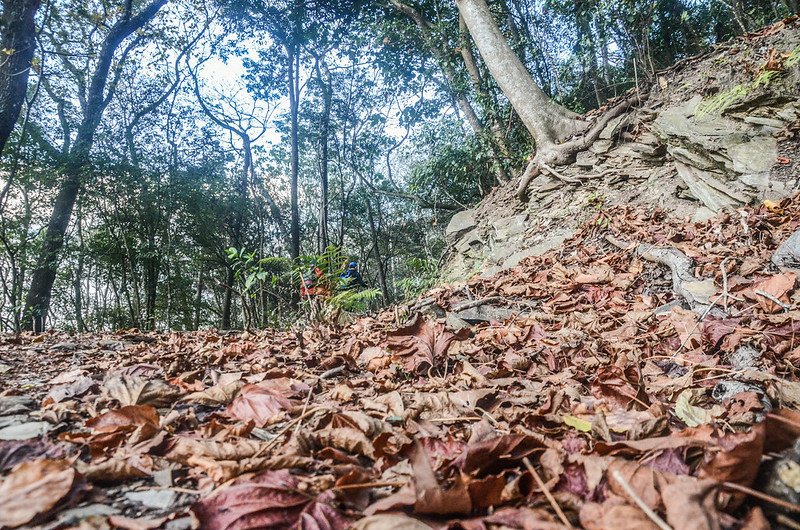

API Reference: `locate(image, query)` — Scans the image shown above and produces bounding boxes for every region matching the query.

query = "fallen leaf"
[0,459,87,528]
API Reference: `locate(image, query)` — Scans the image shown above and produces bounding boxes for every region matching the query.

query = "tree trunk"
[317,59,332,252]
[366,198,391,303]
[22,0,167,331]
[287,45,301,259]
[221,265,234,329]
[456,0,584,151]
[0,0,40,157]
[194,269,204,330]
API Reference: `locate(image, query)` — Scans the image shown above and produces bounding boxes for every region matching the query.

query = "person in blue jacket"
[340,260,367,290]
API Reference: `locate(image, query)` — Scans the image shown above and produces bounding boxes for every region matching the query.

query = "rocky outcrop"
[444,18,800,280]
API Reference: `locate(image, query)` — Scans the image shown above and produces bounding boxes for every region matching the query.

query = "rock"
[599,114,626,139]
[692,207,717,223]
[0,421,51,440]
[575,150,597,168]
[0,396,35,416]
[728,345,761,370]
[670,147,719,171]
[773,228,800,273]
[739,172,771,189]
[47,504,119,528]
[491,214,528,242]
[589,139,613,154]
[125,489,180,510]
[757,439,800,523]
[455,229,482,254]
[728,136,778,175]
[674,161,746,212]
[50,341,78,351]
[445,209,477,241]
[445,313,471,332]
[744,116,785,129]
[455,305,517,324]
[711,380,772,414]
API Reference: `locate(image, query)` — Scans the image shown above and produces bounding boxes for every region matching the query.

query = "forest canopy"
[0,0,792,332]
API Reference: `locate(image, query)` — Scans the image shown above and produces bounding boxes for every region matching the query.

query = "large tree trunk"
[23,0,167,331]
[456,0,585,152]
[0,0,40,157]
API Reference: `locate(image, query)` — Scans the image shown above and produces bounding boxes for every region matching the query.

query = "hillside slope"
[444,16,800,281]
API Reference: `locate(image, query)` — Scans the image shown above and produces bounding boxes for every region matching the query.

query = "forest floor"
[2,197,800,529]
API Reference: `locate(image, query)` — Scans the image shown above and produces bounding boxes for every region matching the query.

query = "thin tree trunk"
[221,265,234,329]
[366,198,390,303]
[317,59,332,252]
[390,0,508,184]
[0,0,40,157]
[194,269,204,330]
[288,45,301,259]
[73,200,86,332]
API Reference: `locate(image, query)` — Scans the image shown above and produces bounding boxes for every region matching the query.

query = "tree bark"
[366,198,390,303]
[23,0,167,331]
[287,44,301,259]
[456,0,585,152]
[0,0,40,157]
[316,57,332,252]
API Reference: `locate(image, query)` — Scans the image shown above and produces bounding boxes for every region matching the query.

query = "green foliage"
[396,257,438,301]
[698,45,800,117]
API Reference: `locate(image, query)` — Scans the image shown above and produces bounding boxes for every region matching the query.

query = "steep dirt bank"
[444,16,800,281]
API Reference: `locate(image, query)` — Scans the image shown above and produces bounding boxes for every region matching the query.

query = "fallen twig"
[720,481,800,513]
[755,289,791,312]
[523,457,573,528]
[611,469,673,530]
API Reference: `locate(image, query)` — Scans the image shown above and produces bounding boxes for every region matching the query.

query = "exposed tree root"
[516,90,650,202]
[606,235,719,314]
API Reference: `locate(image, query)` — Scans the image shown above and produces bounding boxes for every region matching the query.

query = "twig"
[333,480,406,491]
[777,515,800,530]
[292,365,347,437]
[673,293,724,357]
[720,481,800,513]
[755,290,791,312]
[319,365,347,380]
[610,469,673,530]
[523,457,573,528]
[258,406,332,455]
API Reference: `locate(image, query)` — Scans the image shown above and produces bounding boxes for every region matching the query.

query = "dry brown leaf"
[0,459,87,528]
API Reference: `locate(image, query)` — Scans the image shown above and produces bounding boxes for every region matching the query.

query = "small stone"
[0,421,51,440]
[728,345,761,370]
[445,209,477,241]
[125,489,179,510]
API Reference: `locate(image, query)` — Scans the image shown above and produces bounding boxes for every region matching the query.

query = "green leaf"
[563,415,592,432]
[674,389,712,427]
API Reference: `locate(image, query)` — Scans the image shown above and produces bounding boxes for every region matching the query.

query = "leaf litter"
[2,198,800,528]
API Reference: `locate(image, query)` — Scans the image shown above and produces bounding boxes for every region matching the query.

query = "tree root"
[516,90,650,202]
[606,235,719,314]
